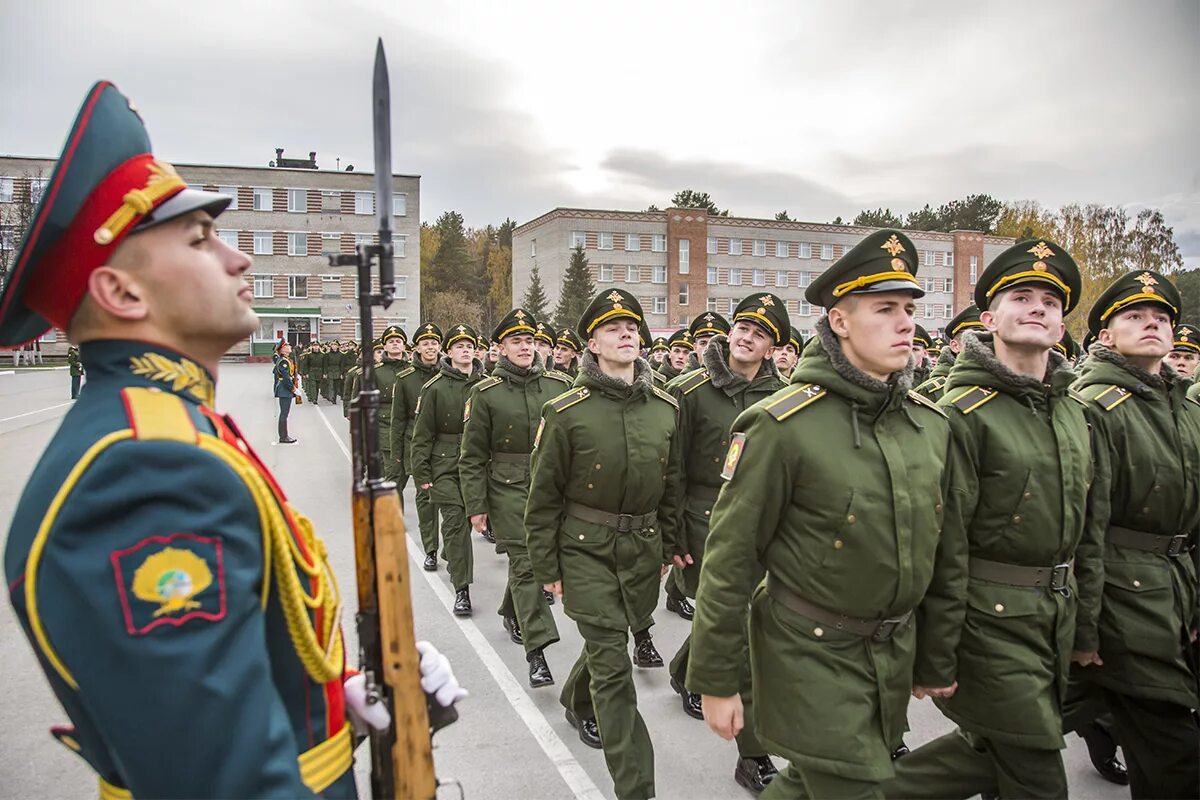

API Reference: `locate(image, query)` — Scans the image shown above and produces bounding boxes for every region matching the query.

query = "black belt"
[1108,525,1191,557]
[765,575,911,642]
[686,484,720,503]
[969,556,1072,595]
[435,433,462,445]
[490,451,530,465]
[565,501,657,533]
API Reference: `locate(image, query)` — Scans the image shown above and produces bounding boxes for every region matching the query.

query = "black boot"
[670,676,704,720]
[891,743,910,760]
[503,615,523,645]
[666,595,695,620]
[734,756,779,794]
[278,420,296,444]
[1080,723,1129,785]
[452,587,472,617]
[527,648,554,688]
[564,710,602,750]
[422,552,437,572]
[632,635,664,668]
[543,589,556,606]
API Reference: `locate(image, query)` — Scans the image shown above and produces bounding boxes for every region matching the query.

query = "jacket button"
[935,504,943,513]
[595,464,602,470]
[713,457,720,463]
[1141,507,1150,514]
[1153,485,1162,493]
[846,514,856,524]
[1012,515,1022,524]
[813,627,824,637]
[994,604,1005,613]
[1132,579,1141,588]
[704,510,710,517]
[587,483,594,489]
[834,539,844,549]
[578,534,585,541]
[1023,492,1032,500]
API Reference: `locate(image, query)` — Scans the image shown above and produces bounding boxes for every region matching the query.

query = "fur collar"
[937,347,958,367]
[961,331,1071,391]
[497,354,542,378]
[816,317,914,395]
[1087,342,1172,389]
[438,355,484,380]
[702,334,780,391]
[580,350,653,398]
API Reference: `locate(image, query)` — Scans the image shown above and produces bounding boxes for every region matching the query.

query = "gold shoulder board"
[949,386,998,415]
[475,376,503,392]
[420,373,443,391]
[1089,384,1131,412]
[397,366,416,379]
[651,385,679,408]
[906,390,948,418]
[763,383,826,421]
[545,370,572,384]
[550,387,591,413]
[679,370,713,396]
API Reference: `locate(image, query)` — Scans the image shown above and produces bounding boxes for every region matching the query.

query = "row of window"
[213,230,406,258]
[591,263,957,293]
[0,176,407,217]
[248,273,409,300]
[252,317,411,343]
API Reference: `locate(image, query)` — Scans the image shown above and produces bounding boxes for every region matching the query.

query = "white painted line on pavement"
[0,370,13,376]
[0,401,73,425]
[314,405,604,800]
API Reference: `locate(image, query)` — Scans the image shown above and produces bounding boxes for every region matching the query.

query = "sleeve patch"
[110,533,226,636]
[533,418,546,450]
[463,398,472,422]
[721,432,747,480]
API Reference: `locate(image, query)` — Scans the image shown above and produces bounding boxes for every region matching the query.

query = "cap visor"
[133,189,233,232]
[853,280,925,299]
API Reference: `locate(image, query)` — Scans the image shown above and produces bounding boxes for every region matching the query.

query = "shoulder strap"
[544,370,572,385]
[475,375,503,392]
[396,366,415,379]
[651,385,679,409]
[678,369,713,396]
[420,373,443,391]
[917,375,947,394]
[550,386,591,413]
[1088,384,1132,412]
[121,387,198,443]
[1068,388,1090,406]
[763,383,827,421]
[906,390,948,418]
[948,386,998,415]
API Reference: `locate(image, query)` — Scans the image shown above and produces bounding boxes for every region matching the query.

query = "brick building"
[512,207,1014,341]
[0,154,420,359]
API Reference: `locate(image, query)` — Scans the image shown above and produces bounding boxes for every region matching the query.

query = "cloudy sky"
[2,1,1197,263]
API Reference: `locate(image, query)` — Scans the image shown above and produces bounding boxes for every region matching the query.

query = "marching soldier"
[1056,329,1080,366]
[553,328,583,377]
[688,230,955,799]
[411,324,485,615]
[393,323,445,571]
[666,292,788,793]
[0,81,463,798]
[369,327,408,494]
[326,340,345,405]
[1166,322,1199,387]
[1068,271,1200,799]
[912,324,932,383]
[914,305,984,400]
[309,340,326,403]
[657,328,693,382]
[771,331,802,381]
[296,341,312,402]
[686,311,730,371]
[67,344,84,399]
[534,321,556,371]
[883,239,1097,799]
[526,289,683,800]
[460,308,571,687]
[346,340,383,418]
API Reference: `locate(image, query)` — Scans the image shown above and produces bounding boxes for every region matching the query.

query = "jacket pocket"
[1100,559,1177,657]
[488,459,529,486]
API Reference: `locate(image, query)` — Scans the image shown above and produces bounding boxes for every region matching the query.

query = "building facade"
[512,208,1013,341]
[0,156,420,358]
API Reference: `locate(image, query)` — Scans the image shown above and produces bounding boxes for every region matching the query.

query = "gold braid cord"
[199,437,343,683]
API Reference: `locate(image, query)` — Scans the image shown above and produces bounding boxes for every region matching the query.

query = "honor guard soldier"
[0,82,462,799]
[666,292,788,793]
[914,305,984,400]
[883,239,1097,799]
[688,230,956,799]
[1166,322,1199,390]
[1067,271,1200,800]
[525,289,683,800]
[772,330,802,381]
[553,327,583,377]
[658,328,693,381]
[393,323,445,570]
[649,336,669,368]
[686,310,730,371]
[534,321,556,371]
[411,323,485,615]
[912,324,933,383]
[459,309,571,687]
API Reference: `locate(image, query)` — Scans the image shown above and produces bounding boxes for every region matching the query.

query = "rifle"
[329,39,456,800]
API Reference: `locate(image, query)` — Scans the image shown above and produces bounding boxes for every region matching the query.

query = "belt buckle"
[872,617,903,642]
[1050,563,1072,596]
[1167,534,1187,557]
[615,513,634,533]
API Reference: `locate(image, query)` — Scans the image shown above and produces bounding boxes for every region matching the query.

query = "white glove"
[417,640,468,708]
[344,672,391,733]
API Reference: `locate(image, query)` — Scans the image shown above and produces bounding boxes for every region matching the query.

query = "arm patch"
[763,383,826,421]
[721,432,747,480]
[948,386,998,415]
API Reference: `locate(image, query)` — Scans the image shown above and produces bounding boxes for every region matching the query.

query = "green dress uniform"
[885,240,1097,800]
[297,345,311,400]
[0,84,355,798]
[555,327,583,378]
[309,345,326,403]
[374,327,410,493]
[459,309,571,679]
[525,290,682,800]
[914,305,982,401]
[327,344,345,404]
[688,230,956,799]
[410,325,484,603]
[67,345,84,398]
[912,325,932,385]
[656,328,693,382]
[667,294,788,790]
[392,323,444,564]
[1066,271,1200,800]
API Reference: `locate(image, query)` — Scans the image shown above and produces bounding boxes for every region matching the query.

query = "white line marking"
[0,370,14,376]
[314,404,603,800]
[0,401,73,424]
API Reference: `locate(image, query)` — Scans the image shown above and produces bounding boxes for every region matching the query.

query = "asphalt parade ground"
[0,365,1127,799]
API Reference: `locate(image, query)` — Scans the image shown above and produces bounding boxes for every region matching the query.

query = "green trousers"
[311,378,324,402]
[414,485,439,557]
[435,501,472,591]
[562,624,655,800]
[879,727,1067,799]
[669,633,766,758]
[763,763,882,800]
[1102,686,1199,800]
[498,536,558,654]
[304,377,317,404]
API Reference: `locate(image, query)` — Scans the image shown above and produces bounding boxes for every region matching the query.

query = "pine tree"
[523,264,550,321]
[553,245,596,331]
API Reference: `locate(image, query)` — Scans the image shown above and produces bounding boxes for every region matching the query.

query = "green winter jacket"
[409,358,483,506]
[389,356,439,473]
